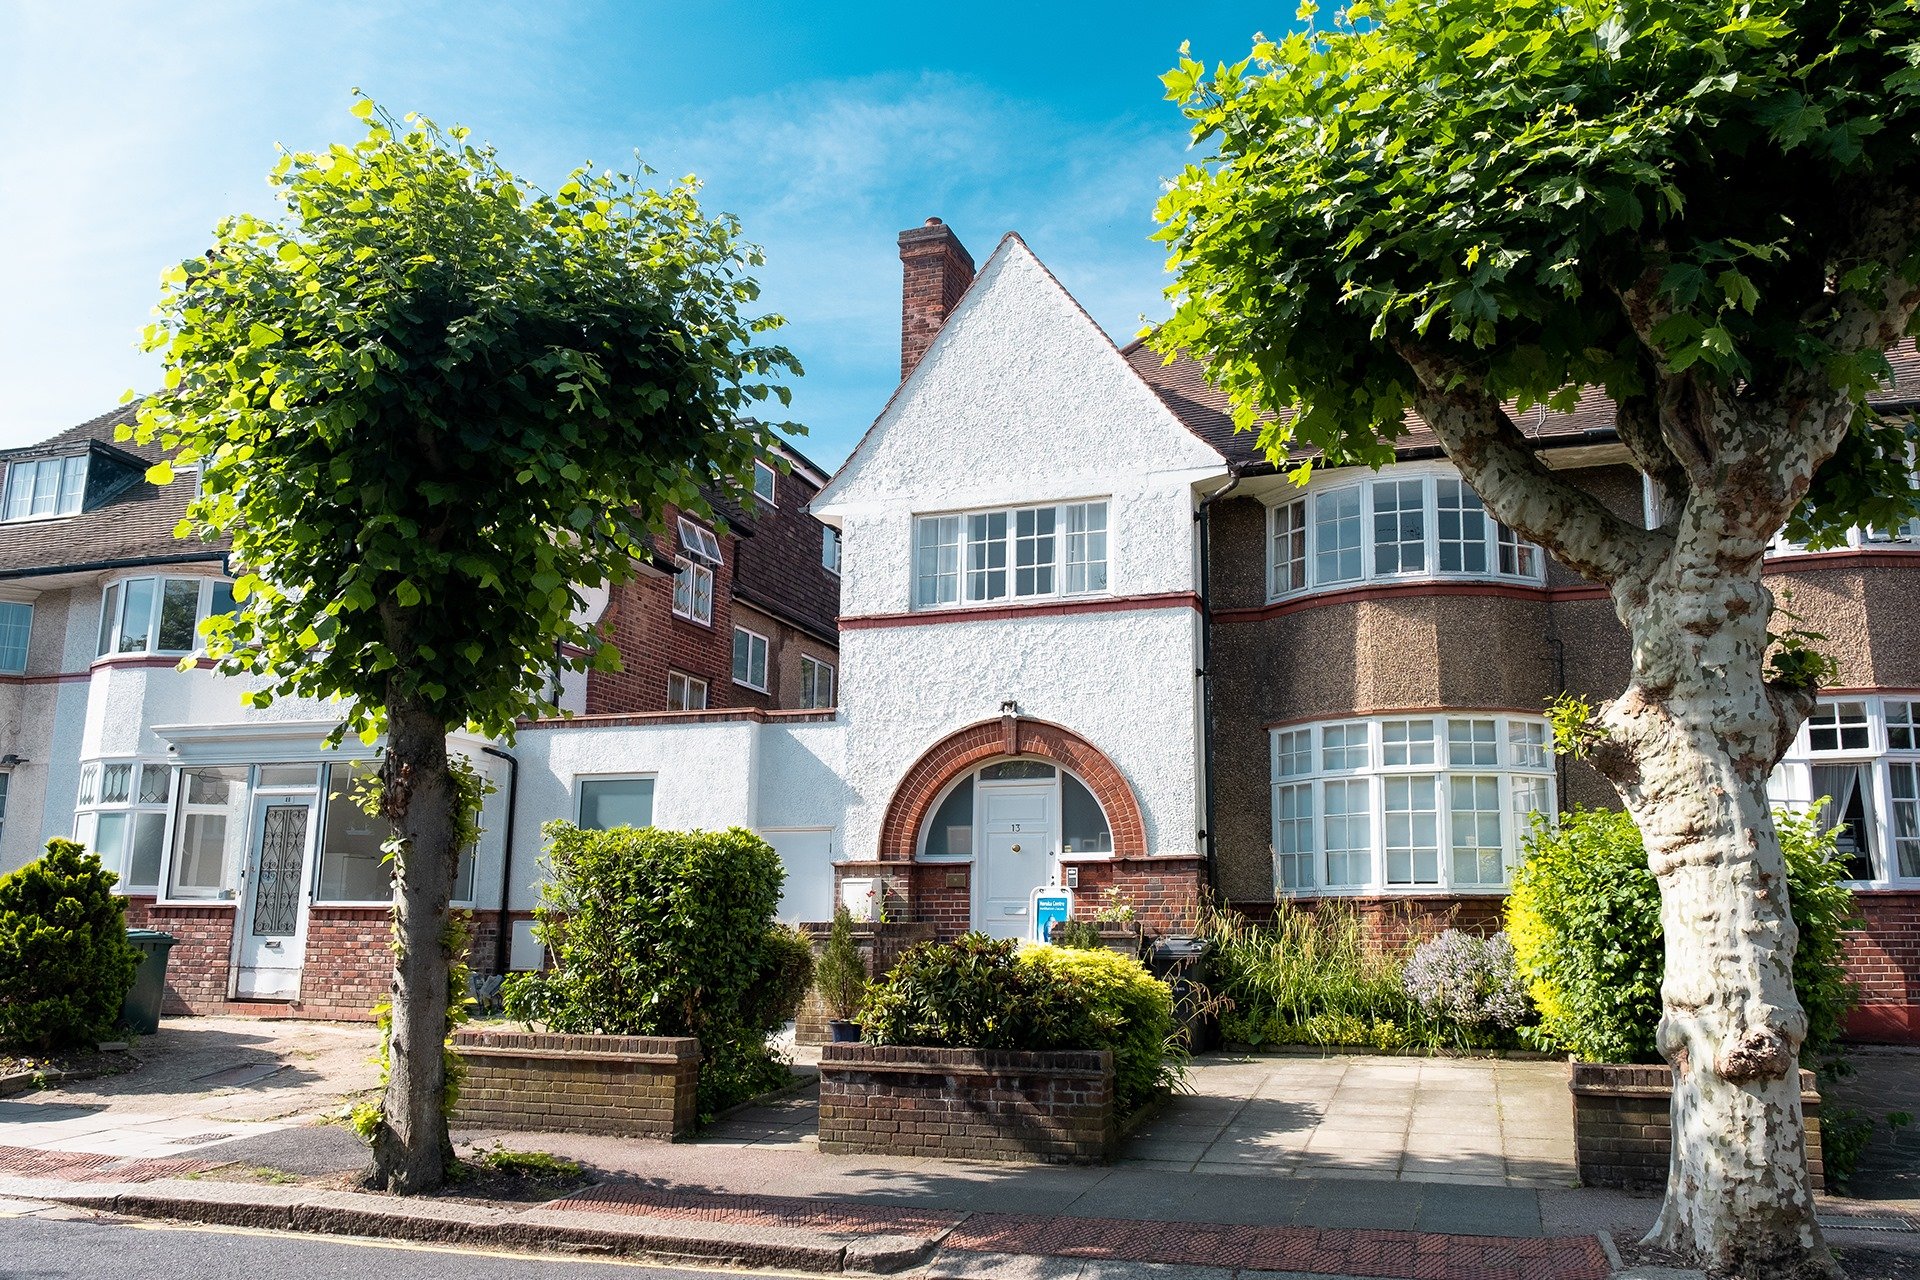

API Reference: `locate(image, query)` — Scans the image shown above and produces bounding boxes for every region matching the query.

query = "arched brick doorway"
[877,715,1146,863]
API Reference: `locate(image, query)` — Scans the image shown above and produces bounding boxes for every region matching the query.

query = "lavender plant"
[1402,930,1530,1045]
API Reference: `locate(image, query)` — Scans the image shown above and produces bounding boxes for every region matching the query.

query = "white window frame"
[671,559,714,626]
[799,655,834,709]
[821,525,842,576]
[752,461,778,506]
[1266,463,1545,603]
[2,454,88,522]
[1268,712,1558,897]
[74,759,173,895]
[1771,693,1920,887]
[732,625,769,692]
[677,517,722,564]
[95,575,233,659]
[0,599,31,674]
[915,760,1114,860]
[667,670,708,711]
[573,773,658,831]
[912,498,1111,611]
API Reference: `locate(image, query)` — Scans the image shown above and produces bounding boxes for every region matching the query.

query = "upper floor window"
[0,601,31,674]
[1269,468,1541,601]
[1771,694,1920,885]
[913,500,1109,610]
[96,577,236,658]
[821,525,842,575]
[800,655,834,709]
[1269,713,1555,895]
[667,670,708,711]
[732,626,769,691]
[2,455,87,521]
[752,461,778,505]
[678,517,722,564]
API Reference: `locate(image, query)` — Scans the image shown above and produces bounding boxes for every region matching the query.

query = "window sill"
[153,896,237,908]
[911,592,1112,616]
[1267,573,1547,607]
[733,680,769,694]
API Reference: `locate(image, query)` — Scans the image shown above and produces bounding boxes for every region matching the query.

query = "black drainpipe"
[1195,466,1244,905]
[481,744,520,976]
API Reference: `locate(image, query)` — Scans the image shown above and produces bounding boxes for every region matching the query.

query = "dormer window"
[3,455,87,521]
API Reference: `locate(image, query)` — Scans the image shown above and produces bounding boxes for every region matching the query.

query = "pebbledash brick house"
[2,217,1916,1043]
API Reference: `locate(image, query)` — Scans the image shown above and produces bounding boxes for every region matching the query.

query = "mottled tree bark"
[364,688,459,1193]
[1392,340,1860,1277]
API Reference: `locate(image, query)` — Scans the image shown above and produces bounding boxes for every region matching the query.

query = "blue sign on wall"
[1031,887,1074,944]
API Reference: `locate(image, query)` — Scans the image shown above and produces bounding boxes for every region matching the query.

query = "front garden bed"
[1570,1062,1825,1192]
[818,1043,1117,1163]
[450,1029,701,1140]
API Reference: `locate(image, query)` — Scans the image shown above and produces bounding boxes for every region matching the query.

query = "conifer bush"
[502,823,804,1118]
[0,840,140,1053]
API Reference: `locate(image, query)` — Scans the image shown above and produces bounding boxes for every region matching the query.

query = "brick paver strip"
[946,1213,1611,1280]
[0,1145,227,1184]
[557,1183,967,1235]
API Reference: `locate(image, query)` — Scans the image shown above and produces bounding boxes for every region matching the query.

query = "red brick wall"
[1843,890,1920,1042]
[586,506,739,715]
[123,898,239,1015]
[1063,857,1206,936]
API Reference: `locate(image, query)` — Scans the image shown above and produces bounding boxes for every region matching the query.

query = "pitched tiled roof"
[1125,339,1920,471]
[0,406,225,578]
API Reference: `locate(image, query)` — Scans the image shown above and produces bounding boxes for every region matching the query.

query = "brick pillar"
[899,218,975,379]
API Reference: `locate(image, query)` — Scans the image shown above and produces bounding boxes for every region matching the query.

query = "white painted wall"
[813,235,1227,862]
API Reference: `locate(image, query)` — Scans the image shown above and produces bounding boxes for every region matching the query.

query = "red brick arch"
[877,717,1146,862]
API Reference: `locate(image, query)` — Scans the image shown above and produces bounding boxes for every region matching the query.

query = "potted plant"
[814,906,868,1042]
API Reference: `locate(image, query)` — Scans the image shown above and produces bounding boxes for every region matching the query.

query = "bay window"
[913,500,1110,609]
[96,576,236,658]
[1269,466,1542,601]
[1269,713,1557,895]
[1770,694,1920,885]
[75,760,171,894]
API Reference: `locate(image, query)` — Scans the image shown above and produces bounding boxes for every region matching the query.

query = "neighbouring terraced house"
[2,218,1915,1042]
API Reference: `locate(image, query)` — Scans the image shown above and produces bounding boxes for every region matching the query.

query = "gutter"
[1194,466,1244,903]
[480,744,521,976]
[0,551,226,582]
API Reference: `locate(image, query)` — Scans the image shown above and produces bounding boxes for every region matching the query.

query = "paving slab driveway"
[0,1018,379,1164]
[1120,1052,1578,1188]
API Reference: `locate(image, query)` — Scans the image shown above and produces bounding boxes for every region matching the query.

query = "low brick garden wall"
[1570,1062,1824,1191]
[450,1029,701,1140]
[818,1043,1116,1164]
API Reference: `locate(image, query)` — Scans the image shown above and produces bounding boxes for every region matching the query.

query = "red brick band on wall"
[876,716,1147,862]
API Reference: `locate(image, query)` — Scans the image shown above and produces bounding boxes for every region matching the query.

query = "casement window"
[1268,713,1557,896]
[74,760,172,895]
[2,455,87,521]
[912,500,1110,609]
[667,670,708,711]
[799,655,834,709]
[732,626,769,691]
[1770,694,1920,885]
[96,577,237,658]
[752,461,778,506]
[0,601,31,673]
[168,765,250,900]
[821,525,842,575]
[672,517,720,627]
[577,775,655,830]
[1268,467,1542,601]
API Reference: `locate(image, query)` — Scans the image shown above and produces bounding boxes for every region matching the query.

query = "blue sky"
[0,2,1282,467]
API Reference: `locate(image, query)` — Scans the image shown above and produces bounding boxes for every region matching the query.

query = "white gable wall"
[815,236,1227,864]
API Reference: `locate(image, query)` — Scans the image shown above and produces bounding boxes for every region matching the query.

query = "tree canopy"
[1154,0,1920,548]
[131,97,799,739]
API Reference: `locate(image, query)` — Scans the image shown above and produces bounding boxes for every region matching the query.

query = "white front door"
[235,794,316,999]
[976,782,1056,940]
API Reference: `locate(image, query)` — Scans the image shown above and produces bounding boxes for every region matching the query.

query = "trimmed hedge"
[503,823,806,1118]
[860,932,1180,1114]
[0,840,139,1053]
[1507,806,1857,1064]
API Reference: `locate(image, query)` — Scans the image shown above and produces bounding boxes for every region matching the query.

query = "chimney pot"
[898,218,975,381]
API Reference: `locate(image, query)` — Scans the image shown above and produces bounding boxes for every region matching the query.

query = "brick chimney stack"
[898,217,975,380]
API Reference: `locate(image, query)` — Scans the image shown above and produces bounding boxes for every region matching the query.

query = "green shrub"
[0,840,140,1053]
[860,933,1180,1115]
[743,924,815,1032]
[1052,920,1105,950]
[1507,806,1858,1064]
[502,823,797,1119]
[812,907,867,1022]
[1021,943,1182,1112]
